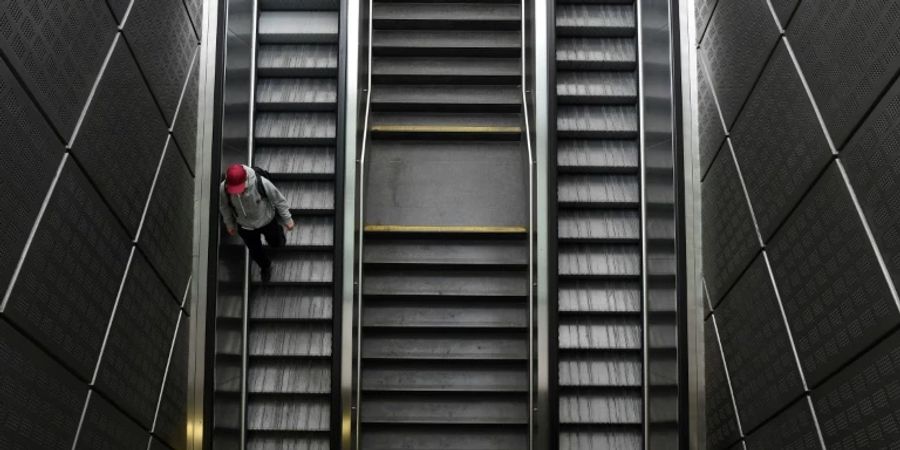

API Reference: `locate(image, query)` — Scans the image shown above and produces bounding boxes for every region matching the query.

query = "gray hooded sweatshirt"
[219,166,292,231]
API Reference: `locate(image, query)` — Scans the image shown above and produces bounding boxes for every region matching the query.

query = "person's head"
[225,164,247,195]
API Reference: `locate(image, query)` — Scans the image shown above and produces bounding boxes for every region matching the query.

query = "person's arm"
[218,184,238,235]
[262,177,294,229]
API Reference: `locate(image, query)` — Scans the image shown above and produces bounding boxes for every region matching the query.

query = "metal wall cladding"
[813,329,900,448]
[768,0,799,29]
[125,0,200,125]
[139,137,195,299]
[788,0,900,148]
[701,141,760,306]
[106,0,132,23]
[698,62,725,177]
[69,38,170,236]
[0,59,65,288]
[0,320,86,450]
[174,55,201,172]
[768,164,899,386]
[841,78,900,289]
[729,42,833,241]
[0,0,116,136]
[705,319,741,450]
[3,159,132,379]
[155,315,189,450]
[715,255,804,432]
[74,393,149,450]
[699,0,780,127]
[94,251,181,428]
[744,398,822,450]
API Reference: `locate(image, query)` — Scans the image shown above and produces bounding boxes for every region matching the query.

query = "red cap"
[225,164,247,194]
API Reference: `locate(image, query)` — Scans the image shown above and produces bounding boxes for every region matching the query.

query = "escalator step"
[557,174,640,207]
[361,426,527,450]
[559,392,642,424]
[362,296,527,328]
[556,38,636,70]
[372,2,520,30]
[557,139,638,172]
[256,78,337,111]
[559,353,642,387]
[277,180,336,212]
[362,328,527,360]
[246,398,330,431]
[257,44,338,77]
[260,0,339,10]
[558,210,640,242]
[248,359,331,394]
[249,322,332,357]
[557,105,638,138]
[557,72,637,105]
[558,243,641,277]
[361,360,527,392]
[558,317,642,350]
[363,237,527,266]
[373,30,520,56]
[255,146,335,179]
[248,251,333,284]
[258,11,339,43]
[360,391,528,424]
[363,268,527,297]
[371,84,520,112]
[556,4,636,37]
[372,57,519,83]
[249,286,333,320]
[559,430,642,450]
[558,279,641,312]
[255,112,336,145]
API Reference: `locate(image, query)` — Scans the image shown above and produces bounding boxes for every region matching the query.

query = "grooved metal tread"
[556,4,636,36]
[256,78,338,110]
[258,11,339,43]
[372,85,520,108]
[372,57,520,81]
[373,30,521,54]
[255,146,336,177]
[372,3,520,29]
[557,72,637,103]
[556,38,637,69]
[255,112,336,144]
[257,45,338,76]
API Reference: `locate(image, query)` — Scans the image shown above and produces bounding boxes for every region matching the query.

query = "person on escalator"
[219,163,295,282]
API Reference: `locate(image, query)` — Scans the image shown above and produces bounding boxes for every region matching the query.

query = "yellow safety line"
[370,125,522,133]
[364,224,528,233]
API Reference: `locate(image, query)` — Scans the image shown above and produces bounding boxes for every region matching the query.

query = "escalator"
[553,0,643,449]
[356,0,532,447]
[242,0,340,447]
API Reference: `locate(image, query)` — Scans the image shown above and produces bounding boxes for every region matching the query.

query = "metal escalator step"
[373,2,520,30]
[559,353,642,387]
[559,392,642,424]
[249,322,332,357]
[256,79,337,111]
[559,430,642,450]
[363,237,527,267]
[556,4,636,37]
[558,279,641,312]
[557,174,640,207]
[360,391,528,424]
[248,251,332,284]
[246,398,330,430]
[221,215,333,247]
[558,139,638,172]
[255,146,336,178]
[215,323,243,357]
[362,328,527,360]
[558,209,640,242]
[372,57,519,83]
[249,286,332,320]
[257,45,338,77]
[363,268,527,297]
[370,112,521,138]
[362,297,526,328]
[258,11,338,43]
[255,112,336,145]
[557,72,637,105]
[557,105,638,138]
[371,84,520,112]
[248,434,330,450]
[248,359,331,394]
[260,0,339,11]
[361,425,527,450]
[556,38,636,70]
[558,243,640,277]
[558,316,642,349]
[373,30,520,57]
[362,360,527,392]
[277,180,335,212]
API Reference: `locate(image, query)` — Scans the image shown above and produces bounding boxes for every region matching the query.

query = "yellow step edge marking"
[364,224,528,233]
[370,125,522,133]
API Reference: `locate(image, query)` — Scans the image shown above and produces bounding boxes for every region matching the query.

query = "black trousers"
[237,219,286,268]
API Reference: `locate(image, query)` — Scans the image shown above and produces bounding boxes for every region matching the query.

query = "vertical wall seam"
[70,390,94,450]
[725,139,765,247]
[90,247,137,386]
[761,250,809,391]
[135,136,172,242]
[67,33,121,149]
[150,311,185,435]
[781,37,838,155]
[805,395,828,449]
[711,314,745,437]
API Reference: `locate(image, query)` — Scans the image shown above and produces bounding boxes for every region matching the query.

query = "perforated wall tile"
[0,0,116,136]
[715,254,804,431]
[74,393,149,450]
[706,319,742,450]
[125,0,199,125]
[105,0,132,23]
[0,59,65,289]
[700,0,780,127]
[138,137,194,298]
[702,142,760,305]
[3,158,132,380]
[698,61,726,178]
[695,0,718,42]
[841,78,900,290]
[745,398,822,450]
[0,320,85,450]
[173,52,200,172]
[813,329,900,448]
[182,0,203,37]
[94,251,180,428]
[69,38,169,236]
[729,42,832,241]
[788,0,900,147]
[768,163,900,386]
[155,315,188,450]
[769,0,799,29]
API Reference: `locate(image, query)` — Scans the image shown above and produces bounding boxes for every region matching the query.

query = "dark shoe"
[260,265,272,282]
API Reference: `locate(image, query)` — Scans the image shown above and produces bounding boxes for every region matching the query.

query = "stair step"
[361,426,527,450]
[559,391,643,424]
[557,139,638,172]
[254,146,336,179]
[248,285,333,320]
[258,11,339,43]
[556,4,636,37]
[558,243,640,277]
[255,112,336,145]
[559,353,642,387]
[363,237,527,266]
[372,2,520,30]
[248,434,330,450]
[559,430,642,450]
[557,105,638,138]
[556,38,636,70]
[372,57,519,84]
[371,84,520,112]
[370,112,521,139]
[246,397,330,431]
[363,297,527,328]
[248,251,333,284]
[558,209,640,242]
[276,180,336,213]
[362,328,527,360]
[247,359,331,394]
[373,30,520,56]
[557,174,640,207]
[361,360,527,392]
[557,72,637,104]
[256,78,337,111]
[360,391,527,424]
[257,44,338,77]
[248,322,332,357]
[260,0,339,10]
[558,279,642,313]
[363,268,527,297]
[558,317,642,350]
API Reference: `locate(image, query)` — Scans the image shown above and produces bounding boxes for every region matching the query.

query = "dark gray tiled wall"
[0,1,201,448]
[700,1,900,448]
